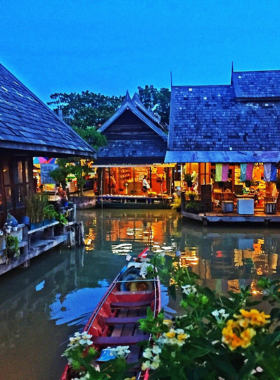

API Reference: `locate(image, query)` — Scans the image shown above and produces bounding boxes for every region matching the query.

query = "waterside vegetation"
[62,253,280,379]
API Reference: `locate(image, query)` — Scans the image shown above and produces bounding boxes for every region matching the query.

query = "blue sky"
[1,1,280,103]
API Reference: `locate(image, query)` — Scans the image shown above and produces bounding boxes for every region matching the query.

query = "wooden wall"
[0,155,33,227]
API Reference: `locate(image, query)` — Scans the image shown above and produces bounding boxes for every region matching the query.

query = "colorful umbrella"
[46,158,57,164]
[33,157,48,164]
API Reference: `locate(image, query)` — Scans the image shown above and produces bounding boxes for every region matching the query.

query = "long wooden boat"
[61,248,161,380]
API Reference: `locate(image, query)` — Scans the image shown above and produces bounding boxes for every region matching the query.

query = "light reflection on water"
[0,209,279,379]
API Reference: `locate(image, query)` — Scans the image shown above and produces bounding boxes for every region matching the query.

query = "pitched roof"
[167,69,280,163]
[98,91,167,141]
[232,70,280,99]
[131,93,162,125]
[0,63,95,157]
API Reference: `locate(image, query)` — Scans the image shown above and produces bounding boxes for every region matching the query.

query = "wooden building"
[96,92,172,200]
[166,67,280,222]
[0,63,95,226]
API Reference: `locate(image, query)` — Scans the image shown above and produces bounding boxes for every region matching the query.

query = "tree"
[49,158,90,195]
[48,91,123,129]
[48,86,171,131]
[138,85,171,126]
[72,126,106,151]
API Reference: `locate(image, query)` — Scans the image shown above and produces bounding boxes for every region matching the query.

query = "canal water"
[0,209,279,380]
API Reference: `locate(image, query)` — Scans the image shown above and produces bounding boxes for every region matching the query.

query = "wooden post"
[181,191,186,211]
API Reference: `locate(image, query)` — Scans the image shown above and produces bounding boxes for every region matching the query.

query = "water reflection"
[0,209,279,380]
[179,221,280,295]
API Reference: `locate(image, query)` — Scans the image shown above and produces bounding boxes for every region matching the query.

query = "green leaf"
[210,355,238,380]
[169,283,176,300]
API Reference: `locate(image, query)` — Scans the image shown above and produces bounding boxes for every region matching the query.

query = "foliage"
[47,91,123,129]
[43,205,57,221]
[25,193,48,223]
[138,85,171,126]
[47,86,171,131]
[55,212,68,225]
[185,200,200,212]
[184,173,193,183]
[49,158,72,190]
[185,190,197,199]
[6,235,20,258]
[170,197,181,210]
[62,252,280,379]
[49,157,91,195]
[72,126,107,151]
[63,332,133,380]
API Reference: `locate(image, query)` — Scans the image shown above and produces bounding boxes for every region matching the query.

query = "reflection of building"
[0,64,95,226]
[179,224,280,292]
[96,92,172,197]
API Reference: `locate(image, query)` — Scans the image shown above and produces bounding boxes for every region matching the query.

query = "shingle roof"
[0,63,95,157]
[167,69,280,163]
[232,70,280,99]
[98,91,167,141]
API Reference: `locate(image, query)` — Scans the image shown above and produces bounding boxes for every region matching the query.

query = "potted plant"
[25,193,48,229]
[186,201,200,214]
[186,190,197,201]
[43,204,57,225]
[6,235,20,259]
[184,173,193,187]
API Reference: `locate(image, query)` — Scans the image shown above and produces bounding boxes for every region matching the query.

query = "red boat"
[61,248,161,380]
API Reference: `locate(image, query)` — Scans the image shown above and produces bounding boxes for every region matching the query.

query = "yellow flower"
[239,309,270,326]
[177,333,188,341]
[222,319,256,351]
[166,330,176,338]
[240,328,256,348]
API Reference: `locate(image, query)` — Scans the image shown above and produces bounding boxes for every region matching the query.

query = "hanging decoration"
[240,164,247,182]
[222,164,229,182]
[245,163,254,180]
[215,164,222,182]
[264,163,277,182]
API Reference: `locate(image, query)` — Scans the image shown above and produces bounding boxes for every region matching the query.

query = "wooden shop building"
[96,92,173,206]
[166,67,280,223]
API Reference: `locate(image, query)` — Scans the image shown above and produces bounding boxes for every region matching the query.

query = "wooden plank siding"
[97,111,167,165]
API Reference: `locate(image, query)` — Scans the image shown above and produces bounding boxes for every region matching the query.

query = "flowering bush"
[62,255,280,380]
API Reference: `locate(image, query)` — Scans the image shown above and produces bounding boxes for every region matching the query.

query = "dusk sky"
[2,1,280,104]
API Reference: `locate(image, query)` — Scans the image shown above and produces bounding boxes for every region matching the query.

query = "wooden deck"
[96,195,172,209]
[181,209,280,225]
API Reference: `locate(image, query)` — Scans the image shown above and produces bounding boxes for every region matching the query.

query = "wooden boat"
[61,248,161,380]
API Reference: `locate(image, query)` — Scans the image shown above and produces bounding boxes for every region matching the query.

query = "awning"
[165,151,280,163]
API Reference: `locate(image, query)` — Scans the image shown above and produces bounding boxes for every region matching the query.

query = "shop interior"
[182,162,280,214]
[99,165,173,197]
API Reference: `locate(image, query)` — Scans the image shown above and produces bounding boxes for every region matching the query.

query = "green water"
[0,209,279,380]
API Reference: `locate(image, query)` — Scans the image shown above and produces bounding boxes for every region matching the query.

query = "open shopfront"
[96,165,174,197]
[179,162,280,214]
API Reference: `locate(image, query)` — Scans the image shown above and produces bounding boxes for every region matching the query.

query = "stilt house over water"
[166,67,280,217]
[96,92,172,197]
[0,63,95,226]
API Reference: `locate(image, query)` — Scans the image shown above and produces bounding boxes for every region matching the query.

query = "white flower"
[211,309,229,323]
[150,360,160,370]
[152,345,161,355]
[143,348,153,359]
[181,284,197,296]
[111,345,130,358]
[175,329,185,335]
[142,360,151,370]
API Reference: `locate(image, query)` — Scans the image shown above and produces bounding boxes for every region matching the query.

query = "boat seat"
[111,300,151,309]
[104,316,145,325]
[91,334,148,347]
